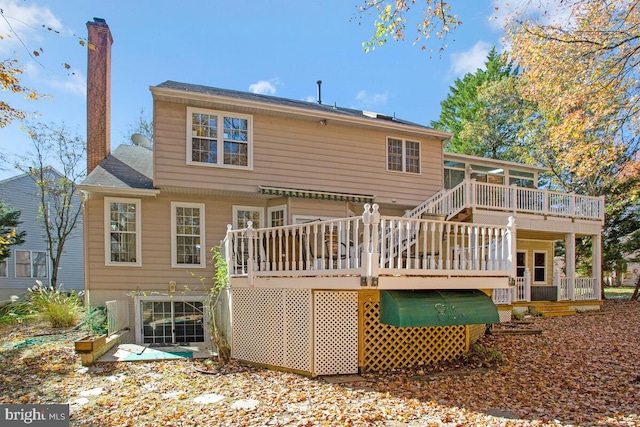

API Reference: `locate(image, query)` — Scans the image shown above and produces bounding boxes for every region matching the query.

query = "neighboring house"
[80,19,603,376]
[0,170,84,301]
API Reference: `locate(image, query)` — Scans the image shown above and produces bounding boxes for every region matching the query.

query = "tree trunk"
[631,275,640,301]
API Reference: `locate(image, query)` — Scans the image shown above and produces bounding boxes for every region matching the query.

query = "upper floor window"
[15,250,47,278]
[387,137,420,174]
[171,202,206,268]
[187,107,252,169]
[105,197,142,266]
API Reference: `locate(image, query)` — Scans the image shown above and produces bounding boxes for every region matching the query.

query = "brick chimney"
[86,18,113,174]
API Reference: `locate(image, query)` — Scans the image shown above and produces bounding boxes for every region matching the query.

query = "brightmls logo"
[1,405,69,426]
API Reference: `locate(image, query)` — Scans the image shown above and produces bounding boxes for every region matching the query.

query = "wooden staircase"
[513,301,577,317]
[448,207,472,222]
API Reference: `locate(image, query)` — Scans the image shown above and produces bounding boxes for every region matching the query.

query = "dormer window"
[187,107,252,169]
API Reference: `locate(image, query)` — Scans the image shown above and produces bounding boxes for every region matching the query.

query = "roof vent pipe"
[316,80,322,104]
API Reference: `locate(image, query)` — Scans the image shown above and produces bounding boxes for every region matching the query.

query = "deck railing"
[226,204,515,283]
[106,300,129,336]
[559,277,599,301]
[514,275,531,302]
[416,179,604,222]
[492,288,512,305]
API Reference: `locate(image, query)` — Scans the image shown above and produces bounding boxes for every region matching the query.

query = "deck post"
[592,233,602,299]
[225,224,233,271]
[246,221,255,286]
[361,204,380,286]
[506,216,516,278]
[565,232,576,300]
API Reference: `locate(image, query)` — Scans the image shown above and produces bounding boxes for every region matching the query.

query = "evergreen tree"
[0,200,26,262]
[431,48,527,161]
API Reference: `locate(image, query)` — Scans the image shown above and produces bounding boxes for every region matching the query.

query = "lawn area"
[1,300,639,426]
[604,286,637,300]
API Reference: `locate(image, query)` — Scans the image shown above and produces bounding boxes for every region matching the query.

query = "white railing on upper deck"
[413,179,604,222]
[226,204,515,283]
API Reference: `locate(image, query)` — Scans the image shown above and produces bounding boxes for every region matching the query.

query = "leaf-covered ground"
[1,300,638,426]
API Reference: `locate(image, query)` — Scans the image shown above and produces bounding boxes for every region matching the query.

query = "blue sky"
[0,0,507,180]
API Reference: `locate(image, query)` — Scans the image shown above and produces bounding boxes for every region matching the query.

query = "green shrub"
[81,306,107,336]
[22,282,83,327]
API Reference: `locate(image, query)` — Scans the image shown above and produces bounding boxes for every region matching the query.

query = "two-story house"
[80,19,603,376]
[0,170,84,301]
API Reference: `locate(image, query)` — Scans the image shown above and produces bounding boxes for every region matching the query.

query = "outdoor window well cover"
[380,289,499,327]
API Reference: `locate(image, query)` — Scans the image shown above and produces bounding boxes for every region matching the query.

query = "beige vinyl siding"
[517,239,555,285]
[153,101,443,207]
[85,193,268,294]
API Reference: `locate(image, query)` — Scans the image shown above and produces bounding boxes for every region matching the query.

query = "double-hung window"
[0,259,6,277]
[387,137,420,174]
[533,251,547,283]
[188,107,252,169]
[105,197,141,266]
[15,250,47,278]
[171,202,206,268]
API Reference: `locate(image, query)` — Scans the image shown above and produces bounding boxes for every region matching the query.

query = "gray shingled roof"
[81,144,153,190]
[155,80,435,130]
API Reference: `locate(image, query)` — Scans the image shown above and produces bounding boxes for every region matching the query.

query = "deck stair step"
[527,302,577,318]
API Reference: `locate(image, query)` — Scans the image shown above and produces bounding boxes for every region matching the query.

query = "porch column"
[565,233,576,300]
[592,233,602,300]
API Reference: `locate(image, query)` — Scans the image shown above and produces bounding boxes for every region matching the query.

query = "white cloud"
[50,69,86,96]
[0,0,64,55]
[449,41,492,77]
[354,90,388,108]
[248,78,280,95]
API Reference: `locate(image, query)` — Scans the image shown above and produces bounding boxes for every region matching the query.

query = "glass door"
[141,300,205,344]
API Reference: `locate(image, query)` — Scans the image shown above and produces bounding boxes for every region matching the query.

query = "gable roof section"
[80,144,157,196]
[151,81,452,140]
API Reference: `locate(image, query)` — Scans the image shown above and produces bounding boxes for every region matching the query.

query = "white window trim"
[14,249,49,279]
[186,107,253,170]
[267,205,288,227]
[104,197,142,267]
[0,259,7,277]
[232,206,264,229]
[133,294,209,344]
[516,250,527,278]
[386,137,421,174]
[171,202,206,269]
[533,250,547,284]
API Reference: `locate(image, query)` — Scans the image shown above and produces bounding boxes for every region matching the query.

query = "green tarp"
[380,289,500,327]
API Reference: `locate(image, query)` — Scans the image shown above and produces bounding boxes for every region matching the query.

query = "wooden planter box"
[74,335,107,352]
